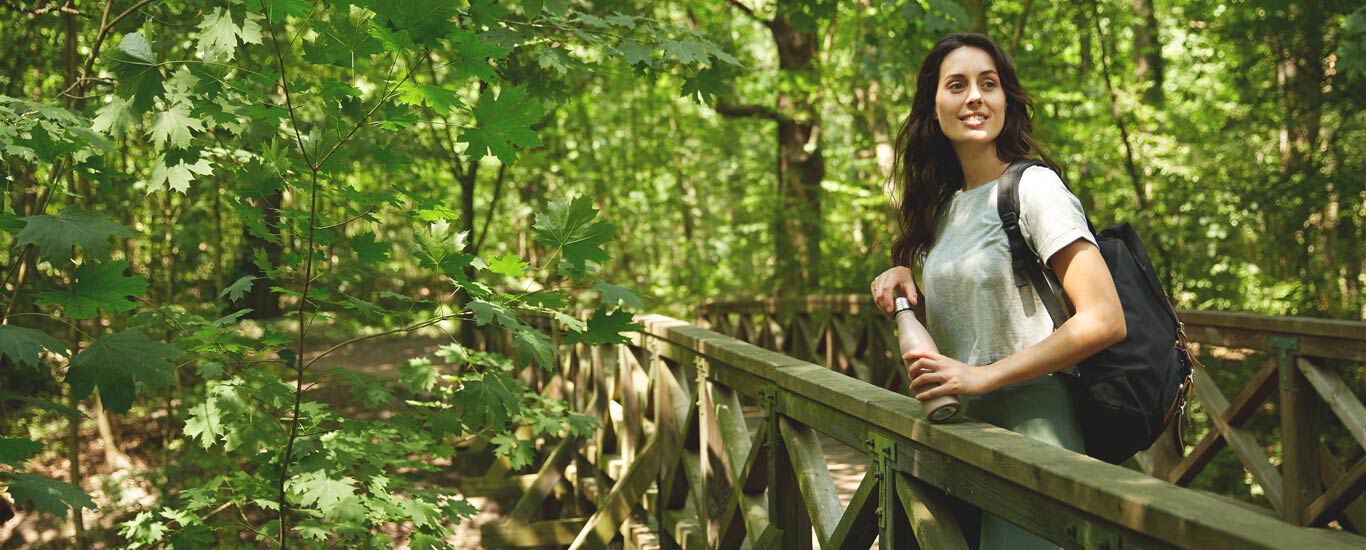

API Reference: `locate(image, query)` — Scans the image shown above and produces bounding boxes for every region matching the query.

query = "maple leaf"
[369,0,460,46]
[17,208,133,263]
[682,68,727,105]
[397,83,462,115]
[566,308,643,345]
[36,260,148,320]
[399,357,439,393]
[513,327,554,371]
[615,39,655,68]
[446,30,508,83]
[660,38,708,65]
[197,8,242,61]
[148,103,204,149]
[0,325,68,368]
[490,433,533,469]
[0,437,42,466]
[182,400,223,449]
[350,232,391,264]
[449,370,520,431]
[458,86,543,164]
[532,195,615,277]
[486,254,529,277]
[147,155,214,193]
[65,329,182,412]
[593,281,644,311]
[91,96,136,135]
[427,409,461,438]
[103,32,163,112]
[220,275,256,303]
[293,470,358,519]
[4,473,95,517]
[468,0,508,27]
[305,11,383,67]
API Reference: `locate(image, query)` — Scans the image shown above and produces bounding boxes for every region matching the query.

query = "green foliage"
[35,260,149,319]
[17,208,133,263]
[448,370,521,431]
[0,325,68,367]
[534,195,615,279]
[459,86,545,164]
[65,329,182,413]
[0,437,42,466]
[103,32,164,112]
[3,473,96,517]
[220,275,257,303]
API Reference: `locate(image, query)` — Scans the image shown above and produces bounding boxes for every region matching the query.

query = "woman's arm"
[906,239,1125,400]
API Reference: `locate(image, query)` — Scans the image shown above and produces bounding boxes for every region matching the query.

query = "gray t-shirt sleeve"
[1018,165,1097,267]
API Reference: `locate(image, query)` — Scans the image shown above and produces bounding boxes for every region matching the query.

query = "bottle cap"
[893,296,913,315]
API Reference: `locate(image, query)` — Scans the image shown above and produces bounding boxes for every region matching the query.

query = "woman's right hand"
[871,266,919,318]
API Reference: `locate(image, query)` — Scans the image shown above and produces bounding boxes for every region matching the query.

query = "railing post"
[871,433,913,549]
[695,356,712,547]
[763,387,810,548]
[1274,336,1322,525]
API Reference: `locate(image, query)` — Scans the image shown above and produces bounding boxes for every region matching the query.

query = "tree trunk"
[770,4,825,295]
[237,191,284,318]
[1131,0,1164,105]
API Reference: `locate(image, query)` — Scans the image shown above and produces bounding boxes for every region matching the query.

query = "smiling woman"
[869,33,1127,550]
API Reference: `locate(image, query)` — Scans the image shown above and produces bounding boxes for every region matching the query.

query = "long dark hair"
[889,33,1060,268]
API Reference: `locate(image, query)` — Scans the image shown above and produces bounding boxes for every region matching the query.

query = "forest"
[0,0,1362,547]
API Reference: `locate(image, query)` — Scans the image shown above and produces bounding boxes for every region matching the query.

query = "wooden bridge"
[462,295,1366,549]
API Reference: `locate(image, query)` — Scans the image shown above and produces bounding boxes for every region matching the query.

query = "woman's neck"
[954,143,1009,191]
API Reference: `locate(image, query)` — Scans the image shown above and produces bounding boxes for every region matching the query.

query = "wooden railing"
[699,296,1366,532]
[466,305,1366,548]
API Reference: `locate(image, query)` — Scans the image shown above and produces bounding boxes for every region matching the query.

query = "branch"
[713,99,791,125]
[726,0,771,28]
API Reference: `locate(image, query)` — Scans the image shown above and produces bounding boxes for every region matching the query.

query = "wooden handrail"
[696,295,1366,534]
[630,313,1360,548]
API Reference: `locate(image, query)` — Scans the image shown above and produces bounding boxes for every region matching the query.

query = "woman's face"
[933,46,1006,146]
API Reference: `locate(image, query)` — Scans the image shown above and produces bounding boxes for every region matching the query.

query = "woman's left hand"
[904,351,999,401]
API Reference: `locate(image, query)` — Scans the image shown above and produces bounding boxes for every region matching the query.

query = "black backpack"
[997,160,1194,464]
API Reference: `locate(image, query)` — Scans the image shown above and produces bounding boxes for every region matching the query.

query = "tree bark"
[237,191,284,318]
[1131,0,1164,105]
[718,0,828,295]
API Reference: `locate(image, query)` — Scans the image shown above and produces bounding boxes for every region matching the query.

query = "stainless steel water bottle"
[893,296,962,422]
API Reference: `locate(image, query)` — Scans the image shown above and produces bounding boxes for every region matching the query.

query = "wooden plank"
[458,473,536,499]
[1305,457,1366,527]
[1298,358,1366,450]
[825,469,879,549]
[508,436,583,523]
[1320,445,1366,531]
[482,517,588,547]
[1178,309,1366,341]
[770,414,810,549]
[1167,357,1278,486]
[1191,365,1285,511]
[777,417,843,545]
[893,471,969,550]
[569,435,662,550]
[1281,356,1323,525]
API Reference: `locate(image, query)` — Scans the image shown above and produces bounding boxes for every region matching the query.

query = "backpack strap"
[996,160,1068,330]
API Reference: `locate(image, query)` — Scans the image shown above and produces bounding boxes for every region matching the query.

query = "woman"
[869,33,1127,549]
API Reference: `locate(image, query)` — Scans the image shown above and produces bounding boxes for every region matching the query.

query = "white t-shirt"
[921,165,1096,367]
